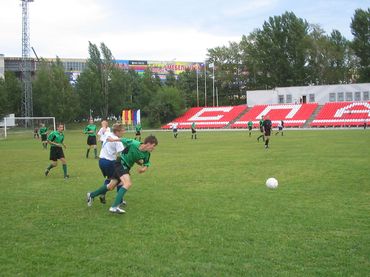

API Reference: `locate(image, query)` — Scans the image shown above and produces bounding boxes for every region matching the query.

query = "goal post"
[1,116,56,139]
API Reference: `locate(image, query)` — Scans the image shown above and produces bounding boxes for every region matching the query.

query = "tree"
[351,8,370,82]
[145,86,185,126]
[0,72,22,117]
[33,58,78,122]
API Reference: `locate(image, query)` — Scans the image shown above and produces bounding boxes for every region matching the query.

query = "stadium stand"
[232,103,318,128]
[310,101,370,127]
[161,105,247,129]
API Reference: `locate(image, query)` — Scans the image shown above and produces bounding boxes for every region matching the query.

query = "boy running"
[39,123,48,149]
[247,120,253,137]
[97,120,111,145]
[275,120,284,136]
[44,124,69,179]
[87,123,125,206]
[191,122,197,139]
[172,122,178,138]
[135,123,142,141]
[257,116,265,142]
[263,115,272,149]
[84,118,98,159]
[105,135,158,214]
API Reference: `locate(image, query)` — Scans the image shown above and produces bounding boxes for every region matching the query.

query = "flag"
[127,109,132,125]
[121,109,126,124]
[136,109,141,124]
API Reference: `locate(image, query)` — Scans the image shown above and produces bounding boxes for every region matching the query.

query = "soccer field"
[0,129,369,276]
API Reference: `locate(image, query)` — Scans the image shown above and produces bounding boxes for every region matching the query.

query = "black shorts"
[113,161,130,180]
[50,147,65,161]
[278,127,283,131]
[248,126,252,131]
[260,127,263,133]
[264,129,271,136]
[136,131,141,136]
[41,134,47,141]
[87,136,97,146]
[191,129,196,134]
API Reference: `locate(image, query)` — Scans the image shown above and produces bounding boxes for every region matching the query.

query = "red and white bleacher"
[231,103,318,128]
[161,105,247,129]
[310,102,370,127]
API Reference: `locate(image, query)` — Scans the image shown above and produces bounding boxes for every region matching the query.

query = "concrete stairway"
[224,106,250,129]
[303,105,322,128]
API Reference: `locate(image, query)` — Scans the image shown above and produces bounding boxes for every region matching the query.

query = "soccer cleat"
[109,207,125,214]
[45,169,49,176]
[99,194,106,204]
[87,192,93,207]
[64,175,69,179]
[119,199,127,207]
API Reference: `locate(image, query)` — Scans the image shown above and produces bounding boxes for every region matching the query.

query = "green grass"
[0,129,369,276]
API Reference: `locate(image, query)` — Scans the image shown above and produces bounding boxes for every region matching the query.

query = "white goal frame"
[2,116,56,139]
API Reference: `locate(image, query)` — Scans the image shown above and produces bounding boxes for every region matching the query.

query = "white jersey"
[99,133,124,161]
[172,123,178,130]
[98,127,111,142]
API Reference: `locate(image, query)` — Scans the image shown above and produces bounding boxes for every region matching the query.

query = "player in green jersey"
[247,120,253,137]
[44,124,69,179]
[135,123,142,141]
[39,123,48,149]
[84,118,98,159]
[191,122,197,139]
[257,116,265,142]
[93,135,158,214]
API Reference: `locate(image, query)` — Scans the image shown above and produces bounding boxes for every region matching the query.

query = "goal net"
[0,115,56,140]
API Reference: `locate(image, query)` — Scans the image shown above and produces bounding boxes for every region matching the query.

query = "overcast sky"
[0,0,368,61]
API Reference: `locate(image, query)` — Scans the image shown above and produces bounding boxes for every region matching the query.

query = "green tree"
[0,72,22,117]
[33,58,78,122]
[145,86,185,126]
[350,8,370,82]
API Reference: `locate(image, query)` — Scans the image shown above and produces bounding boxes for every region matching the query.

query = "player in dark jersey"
[103,135,158,214]
[191,122,197,139]
[135,123,142,141]
[44,123,69,179]
[262,115,272,149]
[257,116,265,142]
[84,118,98,159]
[247,120,253,137]
[39,123,48,149]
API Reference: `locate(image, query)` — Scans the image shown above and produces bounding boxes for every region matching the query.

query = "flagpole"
[212,64,215,107]
[196,64,199,107]
[204,61,207,107]
[216,87,219,107]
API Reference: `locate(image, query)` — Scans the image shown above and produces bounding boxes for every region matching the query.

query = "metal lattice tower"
[21,0,34,120]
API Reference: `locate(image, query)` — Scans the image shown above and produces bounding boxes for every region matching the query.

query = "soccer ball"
[266,177,278,189]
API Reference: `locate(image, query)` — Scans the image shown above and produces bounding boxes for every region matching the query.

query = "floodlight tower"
[21,0,34,121]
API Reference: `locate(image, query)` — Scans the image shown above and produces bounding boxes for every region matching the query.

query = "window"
[363,91,369,101]
[309,94,315,102]
[337,92,344,102]
[345,92,353,101]
[286,94,292,103]
[354,91,361,101]
[278,95,284,104]
[329,93,336,102]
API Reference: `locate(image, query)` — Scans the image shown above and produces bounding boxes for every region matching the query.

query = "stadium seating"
[310,102,370,127]
[161,105,247,129]
[231,103,318,128]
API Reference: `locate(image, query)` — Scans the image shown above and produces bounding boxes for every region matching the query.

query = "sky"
[0,0,368,62]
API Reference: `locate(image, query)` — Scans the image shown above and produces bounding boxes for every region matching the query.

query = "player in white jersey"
[172,122,178,138]
[87,123,125,206]
[97,120,111,144]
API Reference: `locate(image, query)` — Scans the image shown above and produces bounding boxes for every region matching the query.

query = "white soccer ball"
[266,177,278,189]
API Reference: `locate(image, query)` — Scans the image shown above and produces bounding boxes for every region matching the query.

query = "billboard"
[115,60,203,80]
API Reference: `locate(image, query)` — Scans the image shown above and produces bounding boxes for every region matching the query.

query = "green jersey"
[39,127,48,135]
[47,131,64,147]
[248,121,253,128]
[259,119,264,127]
[191,122,196,130]
[135,124,142,132]
[84,124,97,137]
[119,138,151,168]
